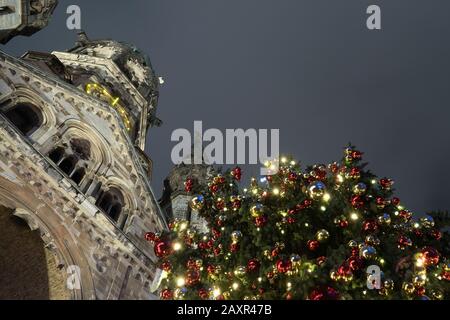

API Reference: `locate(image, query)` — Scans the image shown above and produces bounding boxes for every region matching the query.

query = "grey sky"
[3,0,450,215]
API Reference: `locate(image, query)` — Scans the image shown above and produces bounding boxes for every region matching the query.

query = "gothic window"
[58,155,77,176]
[2,103,43,136]
[48,147,65,164]
[96,188,125,223]
[70,168,86,185]
[47,138,91,186]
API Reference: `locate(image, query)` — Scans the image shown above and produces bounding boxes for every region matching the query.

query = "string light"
[350,213,359,221]
[232,282,239,290]
[323,193,331,202]
[173,242,182,251]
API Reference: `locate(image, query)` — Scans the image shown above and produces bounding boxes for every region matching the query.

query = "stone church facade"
[0,1,167,299]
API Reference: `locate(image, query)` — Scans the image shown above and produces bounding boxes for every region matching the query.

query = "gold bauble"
[403,282,415,295]
[348,240,358,248]
[365,235,380,246]
[353,182,367,195]
[189,195,205,211]
[412,274,427,287]
[234,266,247,277]
[195,259,203,268]
[250,203,265,218]
[360,245,377,259]
[384,279,395,291]
[307,181,326,199]
[316,229,330,242]
[231,230,243,243]
[431,290,444,300]
[377,213,391,225]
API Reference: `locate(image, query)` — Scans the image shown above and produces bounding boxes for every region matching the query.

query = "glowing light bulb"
[323,193,331,202]
[273,188,280,196]
[176,277,185,287]
[213,288,221,298]
[232,283,239,290]
[173,242,182,251]
[350,213,359,221]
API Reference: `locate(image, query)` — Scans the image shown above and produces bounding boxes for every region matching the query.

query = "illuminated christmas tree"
[146,146,450,300]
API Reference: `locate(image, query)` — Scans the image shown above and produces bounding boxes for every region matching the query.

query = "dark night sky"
[3,0,450,215]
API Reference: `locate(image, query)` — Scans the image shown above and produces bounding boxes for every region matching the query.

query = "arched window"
[58,155,77,176]
[47,138,92,186]
[48,147,65,164]
[96,188,125,223]
[2,103,43,136]
[70,167,86,185]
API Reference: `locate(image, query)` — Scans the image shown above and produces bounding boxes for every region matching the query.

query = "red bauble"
[287,217,296,224]
[184,178,194,192]
[309,286,339,300]
[255,215,268,227]
[421,247,440,266]
[339,220,349,228]
[160,289,173,300]
[398,235,412,248]
[288,172,298,182]
[209,184,219,193]
[198,242,208,250]
[186,259,197,270]
[231,198,242,210]
[337,264,352,277]
[302,199,313,208]
[207,265,216,274]
[213,247,222,256]
[230,243,240,253]
[309,289,324,300]
[351,195,365,208]
[379,178,393,190]
[271,248,279,258]
[214,199,225,211]
[198,288,209,300]
[399,210,412,221]
[375,196,385,206]
[247,259,260,273]
[347,256,363,271]
[416,287,426,296]
[154,240,170,258]
[277,259,292,273]
[351,150,362,160]
[349,167,360,179]
[231,167,242,181]
[212,228,221,239]
[307,240,320,251]
[391,197,401,206]
[161,261,172,272]
[431,229,442,240]
[144,232,157,242]
[316,256,327,266]
[186,270,200,286]
[362,219,379,233]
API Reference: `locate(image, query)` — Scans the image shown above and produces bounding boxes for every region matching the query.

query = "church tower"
[0,2,167,299]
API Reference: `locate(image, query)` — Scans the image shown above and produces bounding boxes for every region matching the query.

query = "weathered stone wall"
[0,205,70,300]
